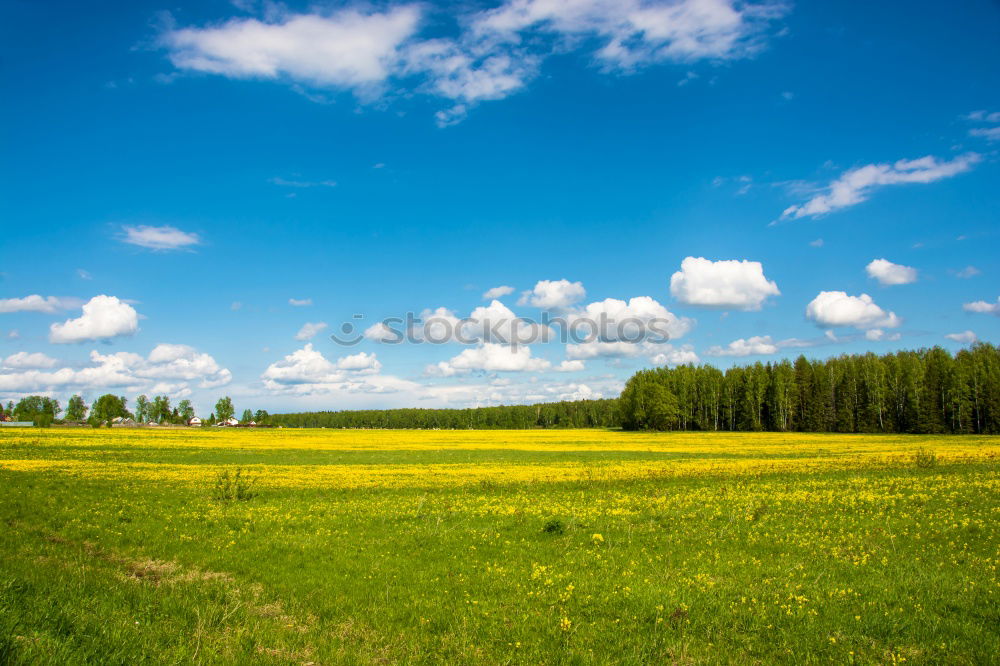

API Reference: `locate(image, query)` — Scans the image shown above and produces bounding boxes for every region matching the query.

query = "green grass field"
[1,428,998,664]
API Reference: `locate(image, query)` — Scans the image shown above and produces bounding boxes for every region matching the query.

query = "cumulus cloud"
[670,257,780,310]
[120,224,201,251]
[554,359,585,372]
[482,285,515,300]
[161,1,787,124]
[805,291,901,330]
[294,321,329,340]
[49,295,140,344]
[570,296,693,342]
[518,279,586,309]
[945,330,977,344]
[0,343,231,394]
[2,352,59,369]
[781,154,980,220]
[649,344,699,366]
[261,344,401,395]
[428,343,551,376]
[963,297,1000,316]
[0,295,78,314]
[866,258,917,286]
[364,321,402,343]
[706,335,778,357]
[463,300,552,345]
[288,298,313,306]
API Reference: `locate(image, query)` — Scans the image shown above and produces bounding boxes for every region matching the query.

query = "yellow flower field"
[1,428,998,664]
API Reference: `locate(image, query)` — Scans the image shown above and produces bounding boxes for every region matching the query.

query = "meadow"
[1,428,997,664]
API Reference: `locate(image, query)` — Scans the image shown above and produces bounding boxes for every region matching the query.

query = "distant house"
[225,417,239,426]
[188,417,202,427]
[248,421,257,427]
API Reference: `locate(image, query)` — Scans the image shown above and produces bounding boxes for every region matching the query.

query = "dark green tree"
[177,399,195,423]
[215,396,235,422]
[134,394,150,423]
[13,396,61,426]
[65,394,88,422]
[89,394,129,426]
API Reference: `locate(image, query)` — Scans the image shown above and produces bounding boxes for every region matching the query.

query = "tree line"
[0,394,269,428]
[618,343,1000,433]
[270,400,619,429]
[4,344,996,433]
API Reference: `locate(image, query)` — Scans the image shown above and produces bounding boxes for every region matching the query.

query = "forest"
[618,343,1000,433]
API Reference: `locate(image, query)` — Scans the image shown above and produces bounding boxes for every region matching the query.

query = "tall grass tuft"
[212,467,258,501]
[914,448,938,469]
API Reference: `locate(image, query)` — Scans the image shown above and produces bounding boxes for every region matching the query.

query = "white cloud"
[142,343,233,387]
[0,344,230,394]
[963,297,1000,316]
[77,269,93,280]
[335,351,382,373]
[261,344,403,395]
[49,295,140,344]
[554,359,585,372]
[945,330,977,344]
[781,153,980,220]
[805,291,901,330]
[462,300,551,345]
[809,238,824,248]
[428,343,551,376]
[956,266,981,279]
[649,344,699,366]
[289,298,313,306]
[165,7,420,95]
[482,285,515,300]
[0,295,77,314]
[570,296,693,341]
[364,321,401,343]
[866,258,917,286]
[706,335,778,357]
[162,1,787,123]
[965,110,1000,141]
[2,352,59,369]
[294,321,328,340]
[120,225,201,251]
[670,257,780,310]
[518,279,586,309]
[566,340,697,367]
[473,0,785,68]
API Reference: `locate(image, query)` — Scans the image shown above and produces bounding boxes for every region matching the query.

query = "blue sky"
[2,0,999,416]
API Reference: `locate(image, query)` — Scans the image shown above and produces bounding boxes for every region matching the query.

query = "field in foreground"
[1,429,998,664]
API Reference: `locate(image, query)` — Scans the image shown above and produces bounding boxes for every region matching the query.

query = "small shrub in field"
[914,448,938,469]
[212,468,258,501]
[543,519,566,535]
